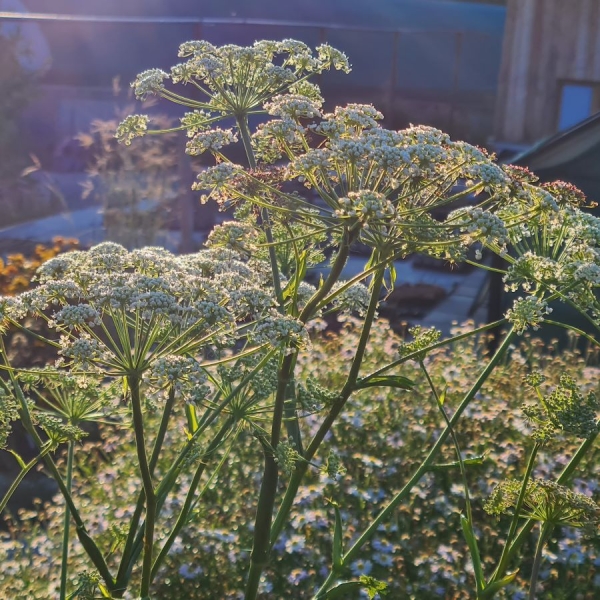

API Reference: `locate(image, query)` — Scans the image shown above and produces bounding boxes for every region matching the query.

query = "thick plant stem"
[246,352,297,597]
[247,266,387,599]
[60,441,75,600]
[270,265,387,548]
[129,375,156,599]
[313,327,516,598]
[115,387,176,593]
[245,451,279,599]
[246,233,363,598]
[528,523,551,600]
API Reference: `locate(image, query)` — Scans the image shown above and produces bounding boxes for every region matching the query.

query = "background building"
[494,0,600,154]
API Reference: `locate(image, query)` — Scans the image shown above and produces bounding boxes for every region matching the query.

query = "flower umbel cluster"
[506,296,552,334]
[118,39,350,147]
[485,479,600,532]
[522,373,600,440]
[2,242,275,373]
[398,326,442,361]
[274,439,301,476]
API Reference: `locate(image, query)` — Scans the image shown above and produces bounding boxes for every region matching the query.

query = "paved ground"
[0,205,205,255]
[419,261,490,334]
[0,206,105,248]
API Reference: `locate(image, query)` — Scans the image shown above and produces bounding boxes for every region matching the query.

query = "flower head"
[485,479,600,532]
[506,296,552,334]
[522,373,600,440]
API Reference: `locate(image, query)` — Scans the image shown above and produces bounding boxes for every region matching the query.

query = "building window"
[558,82,600,131]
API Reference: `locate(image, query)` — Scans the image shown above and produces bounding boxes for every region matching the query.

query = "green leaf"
[8,449,26,470]
[364,252,376,273]
[437,385,448,407]
[185,402,199,437]
[461,514,485,594]
[481,571,519,598]
[359,575,388,598]
[332,502,343,569]
[389,262,397,286]
[282,250,308,301]
[354,375,414,391]
[322,581,363,599]
[429,455,486,472]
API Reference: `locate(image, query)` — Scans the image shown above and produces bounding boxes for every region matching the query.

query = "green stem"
[59,441,75,600]
[236,114,284,310]
[115,386,175,592]
[245,348,298,585]
[0,445,53,514]
[528,523,552,600]
[420,361,485,595]
[245,339,313,595]
[420,360,473,520]
[0,366,114,591]
[298,227,356,322]
[150,417,234,580]
[362,319,507,382]
[128,375,155,599]
[492,442,540,583]
[314,327,516,598]
[492,426,598,582]
[270,265,387,548]
[149,386,175,473]
[246,236,366,598]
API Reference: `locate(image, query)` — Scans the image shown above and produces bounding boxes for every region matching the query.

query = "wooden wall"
[494,0,600,145]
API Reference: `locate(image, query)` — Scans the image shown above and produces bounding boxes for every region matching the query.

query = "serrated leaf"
[354,375,414,391]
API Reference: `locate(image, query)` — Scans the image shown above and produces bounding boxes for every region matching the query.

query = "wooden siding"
[495,0,600,145]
